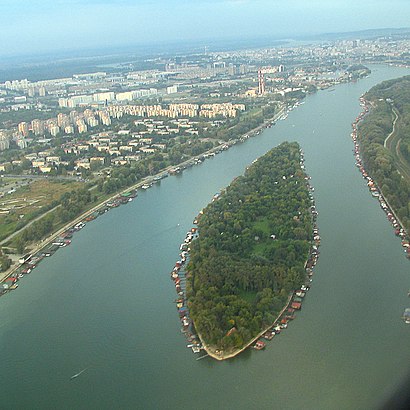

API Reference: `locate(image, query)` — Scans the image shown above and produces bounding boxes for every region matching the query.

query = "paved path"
[384,107,399,148]
[383,106,410,179]
[0,205,62,246]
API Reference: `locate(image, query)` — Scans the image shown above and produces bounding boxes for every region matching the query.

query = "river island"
[180,141,319,359]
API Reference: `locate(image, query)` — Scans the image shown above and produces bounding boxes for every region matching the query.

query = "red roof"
[291,302,302,309]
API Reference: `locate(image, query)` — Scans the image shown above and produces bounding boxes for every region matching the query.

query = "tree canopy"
[186,142,313,350]
[359,76,410,231]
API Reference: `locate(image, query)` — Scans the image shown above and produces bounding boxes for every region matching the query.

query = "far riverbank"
[0,103,288,287]
[351,96,410,258]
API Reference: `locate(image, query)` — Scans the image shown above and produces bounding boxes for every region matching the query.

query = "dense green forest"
[358,76,410,231]
[186,142,313,350]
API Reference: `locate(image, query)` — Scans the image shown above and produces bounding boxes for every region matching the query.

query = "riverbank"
[198,292,295,360]
[0,102,288,294]
[351,96,410,258]
[198,196,319,361]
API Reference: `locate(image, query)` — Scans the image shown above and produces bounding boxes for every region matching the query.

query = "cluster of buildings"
[1,33,409,166]
[108,103,245,119]
[0,148,67,173]
[164,62,252,80]
[0,129,27,151]
[209,37,410,68]
[2,112,217,173]
[2,78,55,96]
[0,132,135,173]
[58,88,159,108]
[0,130,11,151]
[1,79,45,97]
[12,101,245,142]
[1,36,408,109]
[16,109,112,139]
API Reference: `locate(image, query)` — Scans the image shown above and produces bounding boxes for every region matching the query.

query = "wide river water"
[1,64,410,410]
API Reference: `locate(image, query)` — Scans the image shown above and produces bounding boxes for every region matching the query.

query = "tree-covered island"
[186,142,315,358]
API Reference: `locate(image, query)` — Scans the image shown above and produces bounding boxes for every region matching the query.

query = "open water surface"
[1,64,410,409]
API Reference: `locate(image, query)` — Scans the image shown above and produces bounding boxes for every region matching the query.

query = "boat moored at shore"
[351,97,410,260]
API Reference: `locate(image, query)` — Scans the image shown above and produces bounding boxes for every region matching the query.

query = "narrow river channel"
[1,64,409,410]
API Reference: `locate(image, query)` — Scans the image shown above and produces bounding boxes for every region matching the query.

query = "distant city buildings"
[0,131,11,151]
[31,119,45,135]
[166,85,178,94]
[107,103,245,119]
[58,88,158,108]
[18,122,29,137]
[0,34,409,175]
[257,69,266,95]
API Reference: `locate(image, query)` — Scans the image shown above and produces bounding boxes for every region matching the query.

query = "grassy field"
[0,179,83,241]
[238,289,258,304]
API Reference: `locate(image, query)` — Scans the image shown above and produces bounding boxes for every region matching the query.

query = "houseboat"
[253,340,266,350]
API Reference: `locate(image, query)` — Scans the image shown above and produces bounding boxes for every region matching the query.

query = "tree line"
[359,76,410,232]
[12,187,96,253]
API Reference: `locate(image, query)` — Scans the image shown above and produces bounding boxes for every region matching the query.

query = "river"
[1,64,410,410]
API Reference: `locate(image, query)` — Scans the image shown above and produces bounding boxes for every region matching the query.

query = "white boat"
[403,308,410,323]
[70,368,88,380]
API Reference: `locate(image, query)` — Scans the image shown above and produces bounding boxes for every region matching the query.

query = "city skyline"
[1,0,410,56]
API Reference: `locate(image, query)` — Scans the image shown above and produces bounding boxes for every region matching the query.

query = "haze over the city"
[1,0,410,56]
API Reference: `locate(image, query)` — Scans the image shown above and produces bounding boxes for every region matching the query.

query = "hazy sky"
[0,0,409,56]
